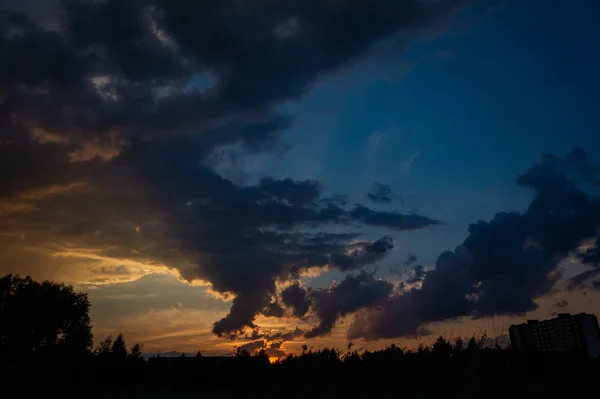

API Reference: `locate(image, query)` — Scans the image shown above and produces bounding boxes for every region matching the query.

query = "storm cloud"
[1,0,465,339]
[281,283,311,319]
[1,0,468,150]
[304,270,394,339]
[347,149,600,340]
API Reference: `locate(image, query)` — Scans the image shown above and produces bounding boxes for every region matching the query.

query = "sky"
[1,0,600,357]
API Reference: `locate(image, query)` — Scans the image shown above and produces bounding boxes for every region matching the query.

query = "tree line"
[1,273,599,398]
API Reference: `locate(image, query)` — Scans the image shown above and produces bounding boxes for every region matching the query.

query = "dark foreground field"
[4,340,599,399]
[2,276,598,398]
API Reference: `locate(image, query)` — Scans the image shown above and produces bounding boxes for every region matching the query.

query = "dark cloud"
[240,327,302,357]
[348,294,427,340]
[0,0,468,341]
[347,149,600,340]
[0,0,61,29]
[407,265,425,284]
[367,182,393,204]
[105,138,440,337]
[578,237,600,266]
[404,255,418,266]
[329,235,394,271]
[256,177,321,207]
[213,292,272,338]
[552,299,569,309]
[262,300,285,318]
[265,327,304,342]
[0,135,439,338]
[266,341,287,358]
[567,267,600,290]
[237,339,290,358]
[235,340,266,354]
[349,205,441,231]
[280,283,311,318]
[153,0,467,110]
[0,128,71,198]
[304,271,393,338]
[1,0,467,149]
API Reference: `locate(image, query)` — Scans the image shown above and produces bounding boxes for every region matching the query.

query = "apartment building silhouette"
[509,313,600,358]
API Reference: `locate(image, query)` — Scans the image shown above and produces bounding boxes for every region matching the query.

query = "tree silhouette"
[255,348,268,359]
[95,335,113,359]
[432,336,452,357]
[111,333,128,361]
[0,274,92,361]
[129,343,144,361]
[233,347,251,357]
[94,333,143,368]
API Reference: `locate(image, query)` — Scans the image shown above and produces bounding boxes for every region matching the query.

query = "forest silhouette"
[1,274,599,398]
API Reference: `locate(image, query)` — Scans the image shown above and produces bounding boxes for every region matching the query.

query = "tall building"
[509,313,600,358]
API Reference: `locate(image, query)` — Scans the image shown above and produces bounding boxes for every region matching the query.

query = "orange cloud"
[30,127,70,144]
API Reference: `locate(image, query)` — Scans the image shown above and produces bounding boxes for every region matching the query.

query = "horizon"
[1,0,600,358]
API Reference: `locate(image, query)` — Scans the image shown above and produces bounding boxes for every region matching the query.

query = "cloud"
[567,267,600,290]
[266,341,287,358]
[347,149,600,340]
[304,270,394,338]
[0,0,468,341]
[407,265,425,284]
[87,273,231,328]
[280,283,311,318]
[366,182,393,204]
[577,237,600,266]
[404,255,418,266]
[551,299,569,309]
[349,205,440,230]
[235,339,290,358]
[235,340,266,354]
[262,301,285,318]
[235,331,298,357]
[0,0,61,30]
[330,235,395,272]
[1,0,468,149]
[268,327,305,342]
[0,135,440,339]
